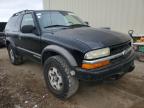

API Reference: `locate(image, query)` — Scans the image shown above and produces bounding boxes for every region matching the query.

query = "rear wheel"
[44,55,79,99]
[7,45,23,65]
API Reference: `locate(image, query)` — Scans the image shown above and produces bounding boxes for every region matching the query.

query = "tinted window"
[5,15,20,32]
[21,14,34,28]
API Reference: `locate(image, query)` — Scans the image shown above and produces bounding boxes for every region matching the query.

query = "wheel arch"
[5,39,15,48]
[41,45,78,66]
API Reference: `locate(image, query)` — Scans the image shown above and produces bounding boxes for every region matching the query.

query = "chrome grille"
[110,41,131,55]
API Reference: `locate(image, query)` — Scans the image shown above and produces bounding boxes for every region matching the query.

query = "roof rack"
[12,10,34,17]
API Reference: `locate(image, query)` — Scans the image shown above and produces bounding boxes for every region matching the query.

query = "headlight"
[84,48,110,59]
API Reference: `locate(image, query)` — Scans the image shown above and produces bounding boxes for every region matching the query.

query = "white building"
[43,0,144,34]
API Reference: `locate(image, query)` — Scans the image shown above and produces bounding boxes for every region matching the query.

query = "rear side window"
[5,15,21,32]
[21,14,34,28]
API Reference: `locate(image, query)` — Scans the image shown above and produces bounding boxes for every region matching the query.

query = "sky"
[0,0,43,22]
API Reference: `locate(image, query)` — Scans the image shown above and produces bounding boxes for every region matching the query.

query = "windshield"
[36,11,87,29]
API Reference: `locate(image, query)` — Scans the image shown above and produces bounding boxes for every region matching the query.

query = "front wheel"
[44,56,79,99]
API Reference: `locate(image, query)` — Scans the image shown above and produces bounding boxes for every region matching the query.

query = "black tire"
[137,52,144,62]
[44,55,79,99]
[7,45,23,65]
[108,74,125,80]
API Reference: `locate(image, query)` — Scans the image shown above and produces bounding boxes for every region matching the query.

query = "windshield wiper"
[69,24,89,27]
[44,24,89,28]
[44,25,69,28]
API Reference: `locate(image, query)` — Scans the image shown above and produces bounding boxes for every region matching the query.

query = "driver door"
[18,13,41,58]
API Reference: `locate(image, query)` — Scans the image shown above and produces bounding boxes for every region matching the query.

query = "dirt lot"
[0,48,144,108]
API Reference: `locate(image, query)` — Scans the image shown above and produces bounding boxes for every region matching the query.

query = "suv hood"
[53,27,131,49]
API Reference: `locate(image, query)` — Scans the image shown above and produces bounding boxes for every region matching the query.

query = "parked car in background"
[0,22,7,47]
[0,32,5,47]
[5,10,135,99]
[128,30,144,62]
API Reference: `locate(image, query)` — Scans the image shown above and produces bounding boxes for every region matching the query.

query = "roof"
[12,10,72,16]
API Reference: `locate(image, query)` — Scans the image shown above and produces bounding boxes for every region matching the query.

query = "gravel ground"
[0,48,144,108]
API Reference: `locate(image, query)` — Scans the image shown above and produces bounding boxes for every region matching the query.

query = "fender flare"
[41,45,78,66]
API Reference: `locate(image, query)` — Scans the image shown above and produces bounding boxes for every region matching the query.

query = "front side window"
[21,14,34,28]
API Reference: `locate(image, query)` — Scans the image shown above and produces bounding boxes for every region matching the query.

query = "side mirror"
[85,21,89,25]
[21,25,35,33]
[128,30,134,37]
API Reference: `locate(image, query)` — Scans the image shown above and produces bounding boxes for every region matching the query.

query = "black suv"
[5,10,135,99]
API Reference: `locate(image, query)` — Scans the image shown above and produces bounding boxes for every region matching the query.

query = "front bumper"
[75,48,135,81]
